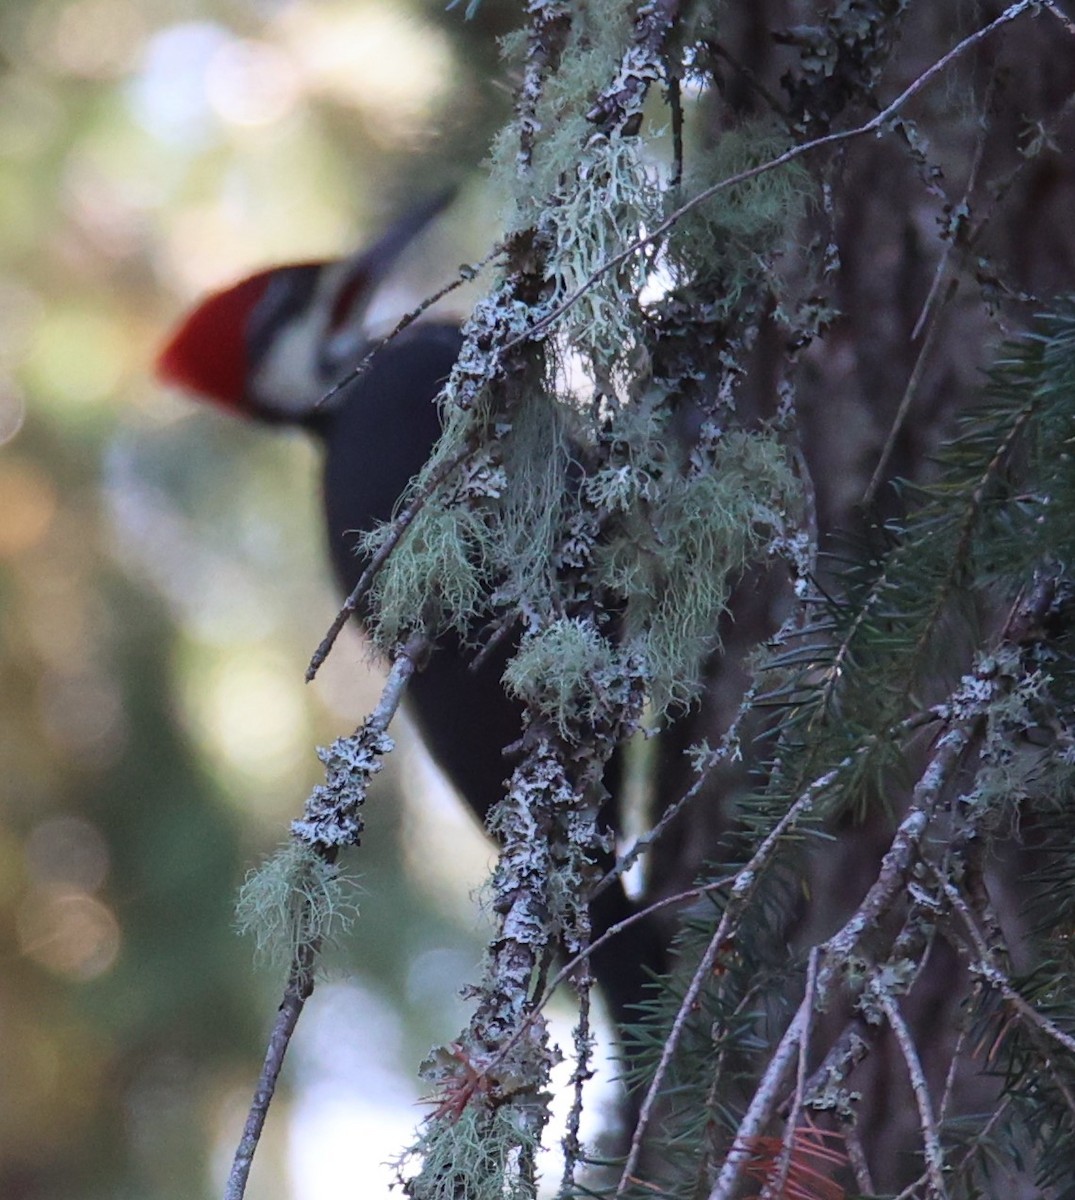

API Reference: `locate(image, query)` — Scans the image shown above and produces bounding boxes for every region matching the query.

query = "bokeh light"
[206,39,301,129]
[0,0,503,1192]
[182,648,313,791]
[17,885,122,981]
[24,815,111,893]
[0,455,58,557]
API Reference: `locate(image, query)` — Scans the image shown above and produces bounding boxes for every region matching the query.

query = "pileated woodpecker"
[157,194,665,1044]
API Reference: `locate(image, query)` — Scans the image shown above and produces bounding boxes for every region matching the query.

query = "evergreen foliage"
[212,3,1075,1199]
[619,300,1075,1200]
[362,5,1075,1198]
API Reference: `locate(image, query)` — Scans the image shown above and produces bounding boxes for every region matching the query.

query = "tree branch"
[500,0,1039,356]
[224,633,425,1200]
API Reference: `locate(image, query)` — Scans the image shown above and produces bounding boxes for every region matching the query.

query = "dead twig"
[224,633,426,1200]
[501,1,1040,357]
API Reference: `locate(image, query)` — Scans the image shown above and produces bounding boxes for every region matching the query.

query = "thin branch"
[941,879,1075,1058]
[1044,1,1075,36]
[590,684,756,901]
[937,1025,968,1124]
[844,1123,877,1197]
[708,700,979,1200]
[863,278,957,508]
[760,948,820,1200]
[864,73,995,506]
[560,961,595,1194]
[224,634,425,1200]
[449,872,738,1108]
[224,940,318,1200]
[877,989,948,1199]
[595,605,891,904]
[711,999,814,1200]
[306,446,471,681]
[500,0,1039,355]
[616,759,849,1198]
[818,731,971,990]
[908,70,993,344]
[315,243,505,412]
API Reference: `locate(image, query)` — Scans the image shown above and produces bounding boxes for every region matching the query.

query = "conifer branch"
[876,989,947,1199]
[617,759,850,1197]
[707,668,989,1200]
[501,0,1039,355]
[941,878,1075,1060]
[316,243,506,411]
[225,633,424,1200]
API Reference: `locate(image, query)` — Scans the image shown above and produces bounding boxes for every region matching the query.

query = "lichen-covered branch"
[225,632,427,1200]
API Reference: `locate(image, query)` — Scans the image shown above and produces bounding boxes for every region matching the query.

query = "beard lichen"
[364,379,582,648]
[363,499,492,648]
[596,429,800,716]
[503,616,625,741]
[399,1103,543,1200]
[234,839,359,971]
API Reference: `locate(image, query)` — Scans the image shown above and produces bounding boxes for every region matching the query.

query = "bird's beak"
[323,186,457,348]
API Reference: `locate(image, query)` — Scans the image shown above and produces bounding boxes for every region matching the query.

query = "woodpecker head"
[156,189,455,424]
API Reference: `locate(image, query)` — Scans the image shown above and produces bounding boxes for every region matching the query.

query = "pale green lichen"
[365,500,490,647]
[491,0,638,216]
[540,133,664,381]
[365,382,579,647]
[493,384,578,607]
[597,430,800,714]
[234,840,360,970]
[400,1105,543,1200]
[503,617,623,740]
[666,121,815,305]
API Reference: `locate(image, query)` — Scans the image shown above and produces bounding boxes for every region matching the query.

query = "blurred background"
[0,1,593,1196]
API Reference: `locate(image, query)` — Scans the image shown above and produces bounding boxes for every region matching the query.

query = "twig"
[785,1016,872,1118]
[711,999,815,1200]
[864,72,996,507]
[937,1025,968,1124]
[560,959,595,1194]
[499,0,1039,355]
[877,989,948,1199]
[760,948,820,1200]
[224,634,425,1200]
[817,726,971,991]
[616,759,850,1198]
[908,70,993,344]
[708,698,980,1200]
[516,0,571,172]
[844,1123,877,1196]
[316,244,505,411]
[892,1167,929,1200]
[306,446,471,681]
[467,608,519,674]
[448,872,738,1108]
[590,685,755,901]
[1045,1,1075,36]
[863,278,957,508]
[940,879,1075,1058]
[224,941,318,1200]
